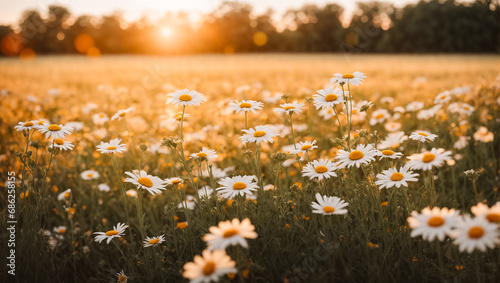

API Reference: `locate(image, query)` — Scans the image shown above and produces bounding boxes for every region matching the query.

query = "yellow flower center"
[375,113,384,119]
[149,238,159,245]
[107,146,117,150]
[87,173,93,178]
[418,132,428,137]
[197,152,208,157]
[349,150,364,160]
[179,94,192,101]
[223,229,239,238]
[342,73,354,79]
[64,192,70,198]
[240,102,252,108]
[314,166,328,173]
[176,222,188,229]
[486,213,500,223]
[382,150,394,155]
[390,172,404,181]
[59,229,66,233]
[323,206,335,213]
[301,144,312,150]
[175,114,183,121]
[324,94,338,102]
[105,230,119,236]
[171,179,181,184]
[468,226,484,239]
[55,138,64,145]
[352,109,358,114]
[37,121,45,125]
[202,261,216,276]
[99,114,104,118]
[463,106,470,110]
[233,182,247,190]
[138,177,153,187]
[118,274,127,283]
[283,106,295,110]
[23,122,34,127]
[48,124,61,131]
[422,153,436,163]
[440,95,446,99]
[253,131,266,137]
[119,112,126,117]
[427,216,445,227]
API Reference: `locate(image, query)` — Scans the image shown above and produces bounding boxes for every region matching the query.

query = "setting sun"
[160,26,172,37]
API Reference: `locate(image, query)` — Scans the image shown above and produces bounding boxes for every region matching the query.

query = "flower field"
[1,54,500,282]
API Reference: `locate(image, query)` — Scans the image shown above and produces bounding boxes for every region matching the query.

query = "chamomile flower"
[96,138,127,154]
[406,101,424,112]
[302,159,337,181]
[92,113,109,125]
[471,202,500,224]
[203,218,258,250]
[165,177,184,186]
[198,186,214,198]
[50,138,74,151]
[311,193,349,215]
[407,148,452,171]
[409,130,438,143]
[293,140,318,155]
[167,89,206,107]
[183,249,237,283]
[376,149,404,159]
[53,226,67,234]
[434,91,452,104]
[165,113,190,125]
[14,120,39,131]
[117,270,128,283]
[98,183,110,192]
[229,100,264,115]
[330,71,366,86]
[379,131,408,149]
[448,102,475,115]
[450,216,500,253]
[375,165,419,189]
[318,107,337,120]
[313,86,345,109]
[111,107,134,121]
[81,170,99,180]
[38,123,73,139]
[94,222,129,244]
[274,101,305,115]
[335,144,378,169]
[190,147,218,161]
[240,125,279,144]
[454,136,470,149]
[473,126,494,143]
[143,235,166,247]
[217,176,258,199]
[124,170,168,195]
[407,207,459,242]
[369,109,391,125]
[384,121,402,132]
[57,189,72,201]
[179,195,196,210]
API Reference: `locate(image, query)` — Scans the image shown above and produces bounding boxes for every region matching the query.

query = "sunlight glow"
[161,27,172,37]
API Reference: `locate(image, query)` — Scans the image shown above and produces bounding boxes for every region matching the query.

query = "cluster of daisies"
[15,119,75,150]
[408,202,500,253]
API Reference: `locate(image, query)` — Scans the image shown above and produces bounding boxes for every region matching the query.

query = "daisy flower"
[66,121,84,131]
[379,131,408,149]
[302,159,337,181]
[335,144,378,169]
[473,126,494,143]
[369,109,390,125]
[240,125,279,144]
[165,113,190,125]
[167,89,206,107]
[450,216,500,253]
[117,270,128,283]
[293,140,318,155]
[165,177,184,186]
[38,123,73,139]
[453,136,470,150]
[14,120,39,131]
[217,176,259,199]
[274,101,305,115]
[203,218,258,250]
[98,183,110,192]
[313,86,345,109]
[262,90,283,104]
[376,149,404,160]
[143,235,166,247]
[407,148,452,171]
[409,130,438,143]
[198,186,214,198]
[311,193,349,215]
[50,138,74,151]
[318,107,336,120]
[471,202,500,224]
[124,170,168,195]
[92,113,109,125]
[190,147,218,161]
[330,71,366,86]
[94,222,128,244]
[179,195,196,210]
[183,249,237,283]
[53,226,67,234]
[406,101,424,112]
[96,138,127,154]
[111,107,134,121]
[375,165,419,190]
[384,121,401,132]
[81,170,99,180]
[229,100,264,115]
[407,207,459,241]
[434,91,452,104]
[57,188,72,201]
[448,102,475,115]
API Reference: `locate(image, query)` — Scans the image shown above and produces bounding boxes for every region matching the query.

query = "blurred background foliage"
[0,0,499,56]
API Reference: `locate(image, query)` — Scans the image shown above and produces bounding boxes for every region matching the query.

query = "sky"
[0,0,422,25]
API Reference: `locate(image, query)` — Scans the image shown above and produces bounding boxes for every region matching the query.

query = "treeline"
[0,0,499,56]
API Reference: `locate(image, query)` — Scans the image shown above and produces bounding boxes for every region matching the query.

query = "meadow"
[1,54,500,282]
